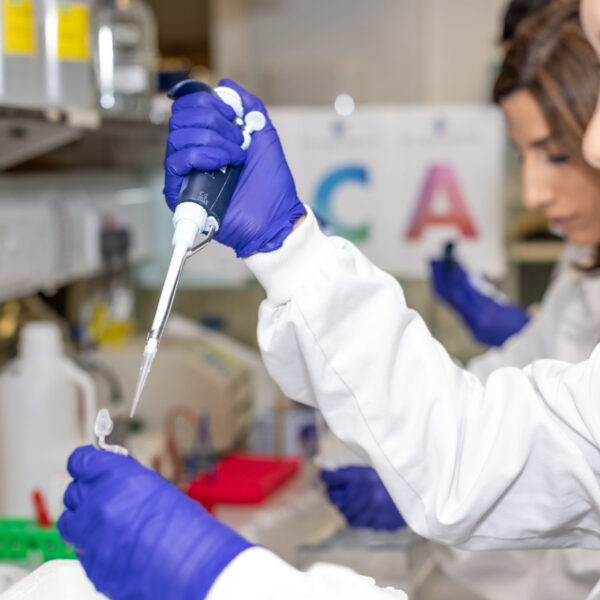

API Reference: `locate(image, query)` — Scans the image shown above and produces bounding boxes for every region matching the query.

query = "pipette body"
[130,80,266,418]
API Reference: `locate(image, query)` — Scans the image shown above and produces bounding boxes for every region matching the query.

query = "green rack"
[0,518,75,564]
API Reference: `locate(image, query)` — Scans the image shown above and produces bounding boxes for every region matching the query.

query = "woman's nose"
[522,162,554,211]
[583,99,600,169]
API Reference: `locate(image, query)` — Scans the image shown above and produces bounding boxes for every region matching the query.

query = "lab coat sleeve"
[245,207,600,550]
[206,547,407,600]
[466,310,547,381]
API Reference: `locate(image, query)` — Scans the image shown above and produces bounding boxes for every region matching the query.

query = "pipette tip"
[130,339,157,418]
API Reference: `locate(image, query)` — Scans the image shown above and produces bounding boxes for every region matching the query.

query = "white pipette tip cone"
[130,339,157,418]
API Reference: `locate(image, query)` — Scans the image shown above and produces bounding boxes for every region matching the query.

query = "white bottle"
[0,0,45,108]
[0,321,95,519]
[42,0,97,109]
[92,0,158,116]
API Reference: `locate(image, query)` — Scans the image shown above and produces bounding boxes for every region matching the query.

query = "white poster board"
[271,104,506,279]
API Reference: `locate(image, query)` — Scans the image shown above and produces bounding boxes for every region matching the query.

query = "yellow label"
[2,0,36,56]
[57,3,90,61]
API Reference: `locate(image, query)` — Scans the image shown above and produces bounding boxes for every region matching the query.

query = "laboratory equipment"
[0,0,44,107]
[94,408,128,455]
[42,0,96,109]
[92,0,158,115]
[93,333,253,454]
[130,79,266,418]
[162,78,306,257]
[187,454,300,512]
[32,489,52,527]
[0,519,75,564]
[0,321,96,519]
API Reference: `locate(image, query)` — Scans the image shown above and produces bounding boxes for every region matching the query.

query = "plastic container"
[0,0,45,107]
[42,0,96,108]
[187,453,300,511]
[0,321,96,520]
[0,518,75,563]
[91,0,157,116]
[2,560,108,599]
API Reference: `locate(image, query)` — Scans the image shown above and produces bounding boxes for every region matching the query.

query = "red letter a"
[405,164,478,239]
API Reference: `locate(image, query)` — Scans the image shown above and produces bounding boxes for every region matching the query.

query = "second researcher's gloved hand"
[430,255,529,347]
[58,446,252,600]
[164,78,306,258]
[320,466,406,532]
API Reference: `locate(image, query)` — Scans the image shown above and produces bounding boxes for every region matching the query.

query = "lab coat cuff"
[206,546,303,600]
[245,206,335,305]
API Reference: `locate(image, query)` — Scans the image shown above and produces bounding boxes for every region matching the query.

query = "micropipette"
[130,80,266,418]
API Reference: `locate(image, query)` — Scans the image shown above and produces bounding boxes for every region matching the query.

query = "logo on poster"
[404,164,478,240]
[313,165,370,243]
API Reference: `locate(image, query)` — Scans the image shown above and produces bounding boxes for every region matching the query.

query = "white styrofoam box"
[0,171,155,300]
[59,173,154,278]
[0,197,58,301]
[1,560,107,600]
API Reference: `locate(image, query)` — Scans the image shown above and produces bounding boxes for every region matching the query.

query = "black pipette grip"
[177,165,242,226]
[168,79,242,229]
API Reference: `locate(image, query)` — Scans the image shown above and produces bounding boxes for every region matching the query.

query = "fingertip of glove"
[56,509,73,540]
[319,469,338,484]
[163,191,178,212]
[218,77,239,92]
[67,445,97,478]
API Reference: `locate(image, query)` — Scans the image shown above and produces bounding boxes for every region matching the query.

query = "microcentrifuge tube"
[95,409,129,456]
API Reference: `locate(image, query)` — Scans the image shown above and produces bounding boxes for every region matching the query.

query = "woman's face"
[502,90,600,245]
[581,0,600,167]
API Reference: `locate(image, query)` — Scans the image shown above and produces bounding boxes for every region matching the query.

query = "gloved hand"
[58,446,252,600]
[320,466,406,532]
[430,250,529,347]
[164,78,306,258]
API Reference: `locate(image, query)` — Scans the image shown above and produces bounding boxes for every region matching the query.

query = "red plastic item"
[32,489,52,528]
[187,453,300,511]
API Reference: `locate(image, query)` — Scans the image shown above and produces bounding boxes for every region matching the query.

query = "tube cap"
[19,321,64,360]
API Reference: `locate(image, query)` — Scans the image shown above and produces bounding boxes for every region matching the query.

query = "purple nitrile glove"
[58,446,252,600]
[320,466,407,532]
[430,255,530,347]
[164,78,306,258]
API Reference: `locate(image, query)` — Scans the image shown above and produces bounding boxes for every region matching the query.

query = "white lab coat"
[435,244,600,600]
[207,547,407,600]
[468,244,600,380]
[208,208,600,600]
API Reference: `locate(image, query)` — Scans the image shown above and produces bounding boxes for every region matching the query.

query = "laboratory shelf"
[0,109,85,171]
[0,103,168,172]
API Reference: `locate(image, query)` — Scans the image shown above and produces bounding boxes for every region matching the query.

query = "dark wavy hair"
[494,0,600,270]
[501,0,554,42]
